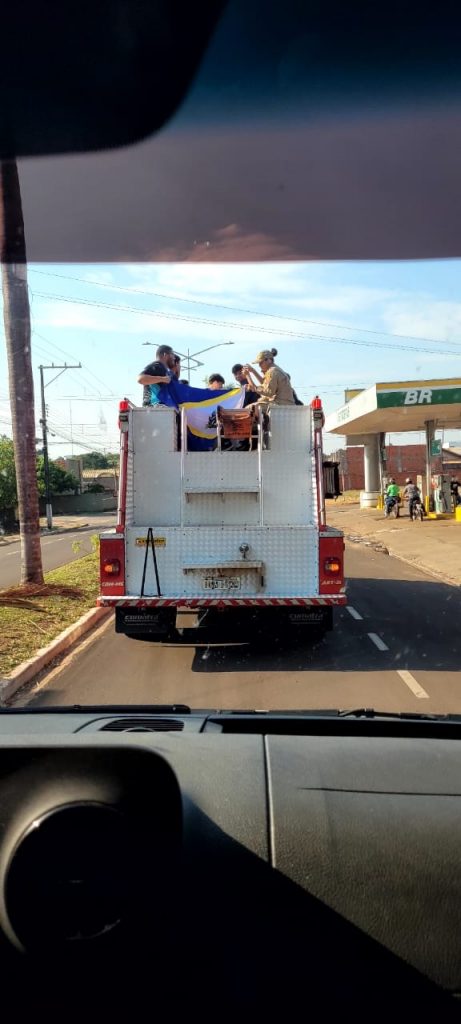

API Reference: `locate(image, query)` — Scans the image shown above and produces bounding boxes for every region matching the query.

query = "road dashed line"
[367,632,389,652]
[396,669,430,700]
[345,604,432,701]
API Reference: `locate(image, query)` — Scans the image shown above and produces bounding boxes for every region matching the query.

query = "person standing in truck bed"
[232,363,260,406]
[138,344,175,406]
[243,348,296,409]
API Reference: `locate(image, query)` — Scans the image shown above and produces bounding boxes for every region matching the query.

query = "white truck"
[98,398,346,643]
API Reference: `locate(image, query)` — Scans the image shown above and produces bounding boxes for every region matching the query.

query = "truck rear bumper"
[99,595,346,607]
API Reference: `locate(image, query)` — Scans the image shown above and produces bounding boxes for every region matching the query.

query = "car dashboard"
[0,710,459,1021]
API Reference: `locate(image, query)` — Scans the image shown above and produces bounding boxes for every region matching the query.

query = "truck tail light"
[324,558,341,573]
[103,558,121,576]
[319,535,344,594]
[99,536,125,597]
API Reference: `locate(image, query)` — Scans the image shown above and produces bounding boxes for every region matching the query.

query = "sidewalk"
[326,499,461,587]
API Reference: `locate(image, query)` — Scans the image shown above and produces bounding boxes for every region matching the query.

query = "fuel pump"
[431,474,452,514]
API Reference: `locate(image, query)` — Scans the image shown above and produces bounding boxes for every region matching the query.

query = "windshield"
[1,257,460,712]
[1,0,461,714]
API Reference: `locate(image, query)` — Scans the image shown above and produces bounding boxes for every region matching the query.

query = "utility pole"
[1,159,44,584]
[39,363,81,529]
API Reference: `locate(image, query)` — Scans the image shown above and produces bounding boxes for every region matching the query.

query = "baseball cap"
[253,349,275,364]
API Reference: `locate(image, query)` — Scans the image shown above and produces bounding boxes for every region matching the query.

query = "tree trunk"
[0,160,44,584]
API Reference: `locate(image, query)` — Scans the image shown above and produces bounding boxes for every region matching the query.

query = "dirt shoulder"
[326,500,461,587]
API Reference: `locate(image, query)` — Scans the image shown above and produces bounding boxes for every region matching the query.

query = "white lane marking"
[396,669,430,700]
[346,605,363,621]
[368,632,389,652]
[1,551,18,558]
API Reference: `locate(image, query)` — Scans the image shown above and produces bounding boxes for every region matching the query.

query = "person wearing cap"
[243,348,295,408]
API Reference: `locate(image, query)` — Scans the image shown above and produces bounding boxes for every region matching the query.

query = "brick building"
[330,444,459,491]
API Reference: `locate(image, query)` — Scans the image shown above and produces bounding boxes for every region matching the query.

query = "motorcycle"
[410,497,425,521]
[384,495,400,518]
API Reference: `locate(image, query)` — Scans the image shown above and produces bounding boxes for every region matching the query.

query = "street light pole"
[142,341,234,379]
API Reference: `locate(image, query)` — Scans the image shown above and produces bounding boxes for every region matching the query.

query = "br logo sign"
[404,388,433,405]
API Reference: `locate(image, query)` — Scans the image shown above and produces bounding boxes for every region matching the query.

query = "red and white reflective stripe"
[98,595,347,607]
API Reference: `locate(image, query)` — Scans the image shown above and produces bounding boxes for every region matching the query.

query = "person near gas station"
[451,478,461,507]
[385,478,401,514]
[403,477,421,517]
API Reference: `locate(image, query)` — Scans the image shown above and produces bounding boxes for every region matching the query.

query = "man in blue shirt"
[138,344,175,406]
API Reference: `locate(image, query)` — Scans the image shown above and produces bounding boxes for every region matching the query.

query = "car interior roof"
[2,0,461,262]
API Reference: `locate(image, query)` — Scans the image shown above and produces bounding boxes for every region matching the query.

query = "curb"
[0,606,112,703]
[344,535,461,589]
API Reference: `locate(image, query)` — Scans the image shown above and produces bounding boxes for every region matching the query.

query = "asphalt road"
[0,516,116,589]
[15,543,461,715]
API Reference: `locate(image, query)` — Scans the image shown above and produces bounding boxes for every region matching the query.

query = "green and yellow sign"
[377,385,461,409]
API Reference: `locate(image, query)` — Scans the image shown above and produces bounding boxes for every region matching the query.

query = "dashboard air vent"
[100,717,184,732]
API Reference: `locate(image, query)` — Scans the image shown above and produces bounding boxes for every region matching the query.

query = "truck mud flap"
[286,607,333,630]
[115,607,176,637]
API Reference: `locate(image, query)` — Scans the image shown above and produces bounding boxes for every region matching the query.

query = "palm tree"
[1,160,44,584]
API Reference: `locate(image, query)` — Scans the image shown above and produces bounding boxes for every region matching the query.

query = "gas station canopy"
[325,377,461,436]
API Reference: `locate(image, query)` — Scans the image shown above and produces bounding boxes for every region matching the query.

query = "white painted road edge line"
[368,632,389,652]
[346,606,363,621]
[396,669,430,700]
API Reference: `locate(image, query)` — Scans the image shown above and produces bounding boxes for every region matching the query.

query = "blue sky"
[1,259,460,457]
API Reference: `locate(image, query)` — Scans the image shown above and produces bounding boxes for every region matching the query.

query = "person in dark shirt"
[172,354,181,379]
[232,363,259,406]
[451,478,461,507]
[137,344,175,406]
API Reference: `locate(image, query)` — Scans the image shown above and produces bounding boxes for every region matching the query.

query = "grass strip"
[0,552,99,676]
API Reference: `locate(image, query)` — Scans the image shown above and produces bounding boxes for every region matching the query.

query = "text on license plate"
[203,576,241,591]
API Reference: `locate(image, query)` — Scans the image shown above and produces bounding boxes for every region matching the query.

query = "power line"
[32,329,114,396]
[31,290,461,358]
[28,266,461,349]
[46,423,111,453]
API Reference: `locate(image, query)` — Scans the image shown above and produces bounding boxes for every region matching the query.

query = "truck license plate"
[203,576,241,591]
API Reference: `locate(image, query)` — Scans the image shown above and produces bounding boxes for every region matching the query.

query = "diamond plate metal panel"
[134,452,182,526]
[183,452,260,490]
[262,452,314,525]
[183,493,261,526]
[269,406,312,452]
[182,450,262,526]
[132,410,181,525]
[125,526,319,598]
[134,406,178,452]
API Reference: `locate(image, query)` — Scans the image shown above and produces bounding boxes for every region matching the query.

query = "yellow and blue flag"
[154,378,245,450]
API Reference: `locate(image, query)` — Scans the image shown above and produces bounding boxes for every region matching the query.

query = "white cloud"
[383,297,461,346]
[83,270,115,285]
